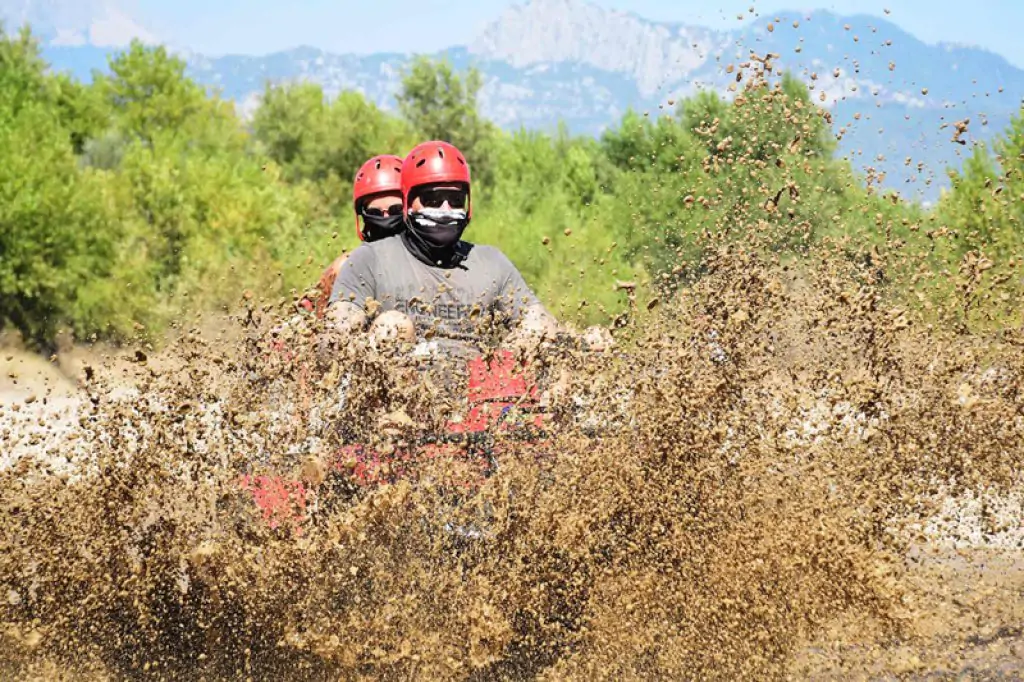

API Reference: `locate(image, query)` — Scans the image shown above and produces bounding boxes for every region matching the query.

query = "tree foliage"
[396,56,497,187]
[1,25,1019,347]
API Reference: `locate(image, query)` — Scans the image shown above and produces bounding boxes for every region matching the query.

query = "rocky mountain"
[468,0,729,97]
[4,0,1023,201]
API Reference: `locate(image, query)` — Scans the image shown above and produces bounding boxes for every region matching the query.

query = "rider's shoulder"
[346,235,403,263]
[363,235,405,252]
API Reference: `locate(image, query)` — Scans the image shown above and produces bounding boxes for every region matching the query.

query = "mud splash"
[3,60,1023,679]
[1,239,1021,680]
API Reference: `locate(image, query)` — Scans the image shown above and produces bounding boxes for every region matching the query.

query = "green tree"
[97,41,241,153]
[0,82,119,343]
[396,56,496,187]
[0,24,48,116]
[600,109,656,171]
[987,107,1024,252]
[252,82,415,203]
[939,145,1003,254]
[251,81,328,175]
[51,72,110,154]
[934,109,1024,265]
[930,110,1024,329]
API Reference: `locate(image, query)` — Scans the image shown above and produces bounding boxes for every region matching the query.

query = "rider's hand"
[317,303,367,359]
[509,304,560,354]
[324,302,367,336]
[368,311,415,347]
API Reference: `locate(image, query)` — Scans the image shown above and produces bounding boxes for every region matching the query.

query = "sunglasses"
[415,188,467,210]
[362,204,403,218]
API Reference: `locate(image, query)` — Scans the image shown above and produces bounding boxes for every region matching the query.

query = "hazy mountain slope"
[7,0,1022,200]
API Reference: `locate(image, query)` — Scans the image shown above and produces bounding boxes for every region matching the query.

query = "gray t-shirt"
[328,236,545,345]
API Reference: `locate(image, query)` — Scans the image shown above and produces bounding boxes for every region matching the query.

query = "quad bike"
[238,341,579,534]
[240,270,629,534]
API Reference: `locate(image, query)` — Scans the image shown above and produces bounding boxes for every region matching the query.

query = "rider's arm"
[493,250,612,351]
[324,246,377,334]
[493,252,561,345]
[313,253,350,319]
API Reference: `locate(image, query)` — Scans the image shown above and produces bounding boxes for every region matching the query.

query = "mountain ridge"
[4,0,1022,202]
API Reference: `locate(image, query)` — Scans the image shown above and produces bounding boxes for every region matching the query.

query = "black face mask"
[360,212,404,242]
[402,208,470,267]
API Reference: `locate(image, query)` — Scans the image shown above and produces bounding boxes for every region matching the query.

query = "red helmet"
[352,155,403,241]
[401,141,472,219]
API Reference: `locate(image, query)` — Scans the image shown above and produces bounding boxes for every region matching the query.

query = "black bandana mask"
[360,212,405,242]
[402,208,470,267]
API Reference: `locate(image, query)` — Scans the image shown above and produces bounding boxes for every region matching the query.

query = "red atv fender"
[237,473,309,534]
[451,349,545,433]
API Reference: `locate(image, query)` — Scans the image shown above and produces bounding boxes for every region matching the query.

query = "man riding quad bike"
[243,142,613,532]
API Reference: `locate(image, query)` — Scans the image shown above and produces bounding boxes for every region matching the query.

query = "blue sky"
[133,0,1023,68]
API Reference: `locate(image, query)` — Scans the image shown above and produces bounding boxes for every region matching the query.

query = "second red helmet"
[401,141,472,219]
[352,154,403,241]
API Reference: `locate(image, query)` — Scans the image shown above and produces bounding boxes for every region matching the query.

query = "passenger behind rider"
[325,140,561,351]
[297,155,406,318]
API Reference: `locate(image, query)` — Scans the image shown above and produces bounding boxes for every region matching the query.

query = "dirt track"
[1,347,83,470]
[796,547,1024,680]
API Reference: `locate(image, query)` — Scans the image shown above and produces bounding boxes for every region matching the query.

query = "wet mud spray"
[3,96,1024,682]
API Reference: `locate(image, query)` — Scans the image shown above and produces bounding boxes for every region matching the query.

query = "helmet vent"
[415,159,426,167]
[438,148,445,158]
[374,160,381,169]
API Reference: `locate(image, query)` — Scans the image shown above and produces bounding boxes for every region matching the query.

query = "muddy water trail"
[0,245,1021,681]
